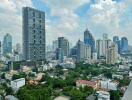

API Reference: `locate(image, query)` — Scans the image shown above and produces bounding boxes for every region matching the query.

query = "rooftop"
[76,80,96,86]
[54,96,70,100]
[12,78,25,82]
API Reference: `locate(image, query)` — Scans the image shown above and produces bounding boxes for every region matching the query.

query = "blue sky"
[0,0,132,46]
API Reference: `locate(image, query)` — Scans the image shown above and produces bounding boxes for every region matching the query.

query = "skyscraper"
[58,37,69,57]
[103,33,108,40]
[22,7,45,61]
[113,36,119,43]
[0,41,1,59]
[77,40,91,62]
[102,33,112,57]
[121,37,128,52]
[96,39,103,58]
[113,36,120,53]
[3,33,12,54]
[56,48,64,62]
[14,43,21,54]
[84,28,95,53]
[106,43,118,64]
[53,40,58,51]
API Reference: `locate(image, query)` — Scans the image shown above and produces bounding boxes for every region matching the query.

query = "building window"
[34,35,36,39]
[33,30,35,33]
[33,18,35,22]
[34,51,35,55]
[39,25,41,29]
[33,24,35,28]
[39,13,41,18]
[33,12,35,17]
[34,40,36,44]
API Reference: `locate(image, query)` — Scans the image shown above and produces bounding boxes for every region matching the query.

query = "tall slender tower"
[22,7,46,61]
[96,39,103,58]
[121,37,128,52]
[84,28,95,53]
[58,37,69,57]
[3,33,12,54]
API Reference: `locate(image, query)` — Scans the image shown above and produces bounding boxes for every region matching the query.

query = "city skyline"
[0,1,132,99]
[0,0,132,46]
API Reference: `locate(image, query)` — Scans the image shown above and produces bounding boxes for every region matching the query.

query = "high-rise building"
[58,37,69,57]
[113,36,119,43]
[3,33,12,54]
[105,39,112,49]
[84,28,95,53]
[96,39,103,58]
[22,7,45,61]
[70,46,77,58]
[113,36,120,53]
[121,37,128,52]
[77,40,91,62]
[56,48,64,62]
[102,33,108,57]
[0,41,1,59]
[53,40,58,51]
[102,33,112,57]
[106,43,118,64]
[103,33,108,40]
[14,43,21,54]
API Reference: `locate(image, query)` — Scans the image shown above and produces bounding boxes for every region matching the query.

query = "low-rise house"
[100,80,119,90]
[11,78,25,90]
[96,91,110,100]
[54,96,70,100]
[5,70,18,80]
[38,63,53,71]
[21,66,32,74]
[76,80,98,89]
[112,74,123,80]
[5,95,18,100]
[60,61,75,69]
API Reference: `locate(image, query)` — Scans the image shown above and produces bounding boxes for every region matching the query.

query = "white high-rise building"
[102,33,112,58]
[58,37,69,57]
[106,43,118,64]
[103,33,108,57]
[53,40,58,51]
[77,40,91,62]
[96,39,103,58]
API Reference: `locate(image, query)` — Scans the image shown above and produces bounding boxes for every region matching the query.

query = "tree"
[16,85,52,100]
[1,73,5,79]
[28,73,35,77]
[13,61,21,70]
[110,90,120,100]
[53,78,66,89]
[12,73,26,80]
[119,78,131,87]
[104,72,112,79]
[5,87,13,95]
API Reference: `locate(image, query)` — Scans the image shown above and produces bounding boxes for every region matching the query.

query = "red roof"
[76,80,96,86]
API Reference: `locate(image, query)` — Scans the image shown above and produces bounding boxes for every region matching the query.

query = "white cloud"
[44,0,90,10]
[85,0,130,40]
[0,0,33,46]
[0,0,132,47]
[43,0,91,45]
